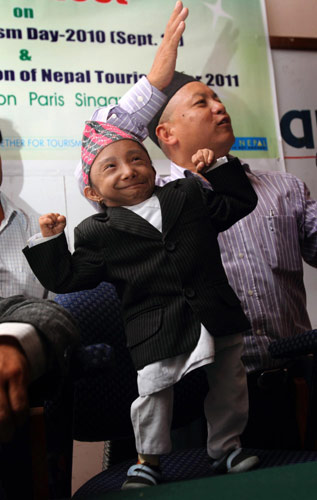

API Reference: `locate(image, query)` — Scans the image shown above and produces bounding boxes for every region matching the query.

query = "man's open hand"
[147,1,189,90]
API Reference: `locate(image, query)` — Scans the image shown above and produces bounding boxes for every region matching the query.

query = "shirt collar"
[123,193,159,211]
[0,191,25,231]
[170,161,187,179]
[0,191,16,218]
[227,155,254,176]
[169,156,257,182]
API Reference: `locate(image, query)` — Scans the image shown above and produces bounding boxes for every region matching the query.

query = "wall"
[265,0,317,37]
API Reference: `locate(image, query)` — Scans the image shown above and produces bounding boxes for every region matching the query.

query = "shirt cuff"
[204,156,228,173]
[28,232,62,247]
[0,323,46,381]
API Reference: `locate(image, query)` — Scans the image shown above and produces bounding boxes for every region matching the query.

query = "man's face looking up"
[160,81,235,160]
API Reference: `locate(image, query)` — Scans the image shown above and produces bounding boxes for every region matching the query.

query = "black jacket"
[24,158,257,369]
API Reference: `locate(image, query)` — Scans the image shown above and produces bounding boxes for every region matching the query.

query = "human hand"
[192,149,216,174]
[0,339,30,442]
[147,1,188,90]
[39,213,66,237]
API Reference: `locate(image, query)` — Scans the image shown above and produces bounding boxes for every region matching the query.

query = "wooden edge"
[270,36,317,50]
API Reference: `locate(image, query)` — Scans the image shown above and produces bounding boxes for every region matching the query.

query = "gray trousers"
[130,334,248,459]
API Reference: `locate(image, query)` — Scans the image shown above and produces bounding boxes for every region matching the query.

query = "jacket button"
[165,241,176,251]
[184,287,195,298]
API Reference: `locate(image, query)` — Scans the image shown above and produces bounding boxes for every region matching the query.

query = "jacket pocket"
[258,215,302,271]
[125,306,163,348]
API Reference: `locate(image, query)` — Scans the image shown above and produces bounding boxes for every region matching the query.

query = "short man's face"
[165,81,235,158]
[86,140,156,207]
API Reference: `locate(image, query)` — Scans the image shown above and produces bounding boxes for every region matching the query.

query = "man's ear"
[84,185,101,202]
[155,122,177,146]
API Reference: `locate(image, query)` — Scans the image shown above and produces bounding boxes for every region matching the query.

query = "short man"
[0,130,51,298]
[24,121,259,487]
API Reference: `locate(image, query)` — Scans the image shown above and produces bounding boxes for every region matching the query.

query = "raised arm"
[147,1,188,90]
[23,222,106,294]
[92,1,188,126]
[76,2,189,207]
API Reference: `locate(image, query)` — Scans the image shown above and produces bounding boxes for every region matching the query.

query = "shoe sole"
[121,481,152,490]
[228,456,260,473]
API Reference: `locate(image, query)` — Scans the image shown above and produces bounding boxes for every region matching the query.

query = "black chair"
[269,329,317,450]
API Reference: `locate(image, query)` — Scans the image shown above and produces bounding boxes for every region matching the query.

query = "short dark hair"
[0,131,2,144]
[148,71,196,148]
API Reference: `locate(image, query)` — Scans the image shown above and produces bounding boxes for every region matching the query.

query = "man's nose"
[210,99,226,114]
[120,163,136,178]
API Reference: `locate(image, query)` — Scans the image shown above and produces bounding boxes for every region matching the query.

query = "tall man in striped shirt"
[76,1,317,448]
[145,72,317,448]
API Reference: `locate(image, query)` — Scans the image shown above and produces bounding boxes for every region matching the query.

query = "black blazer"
[24,158,257,369]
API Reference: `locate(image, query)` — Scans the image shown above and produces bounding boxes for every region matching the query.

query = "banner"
[0,0,282,169]
[273,50,317,198]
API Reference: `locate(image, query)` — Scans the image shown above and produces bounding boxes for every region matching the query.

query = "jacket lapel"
[106,206,161,240]
[156,181,186,236]
[98,180,187,239]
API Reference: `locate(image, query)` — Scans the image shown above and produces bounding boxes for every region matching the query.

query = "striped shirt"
[157,162,317,373]
[0,191,53,299]
[75,76,317,373]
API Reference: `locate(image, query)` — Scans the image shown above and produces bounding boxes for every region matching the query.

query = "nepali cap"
[148,71,197,148]
[81,121,146,185]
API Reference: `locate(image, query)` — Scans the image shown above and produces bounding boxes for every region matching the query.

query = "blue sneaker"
[121,462,162,489]
[210,448,259,474]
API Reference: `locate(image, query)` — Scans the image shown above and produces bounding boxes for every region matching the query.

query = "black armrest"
[269,330,317,359]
